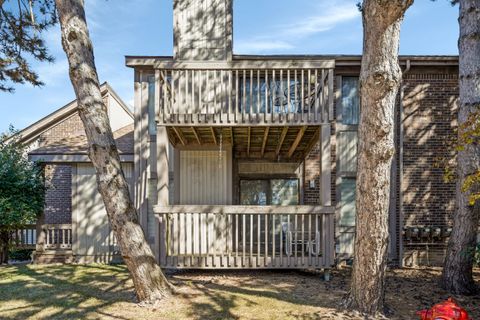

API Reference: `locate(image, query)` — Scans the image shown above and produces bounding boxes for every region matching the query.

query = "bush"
[8,249,33,261]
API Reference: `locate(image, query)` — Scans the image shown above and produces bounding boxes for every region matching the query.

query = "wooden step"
[33,250,74,264]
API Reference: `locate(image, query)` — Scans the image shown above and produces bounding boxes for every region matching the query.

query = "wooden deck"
[153,205,335,269]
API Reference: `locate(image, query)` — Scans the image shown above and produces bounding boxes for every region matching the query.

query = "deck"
[153,205,335,269]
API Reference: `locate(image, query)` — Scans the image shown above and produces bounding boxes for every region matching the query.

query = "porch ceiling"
[167,125,320,161]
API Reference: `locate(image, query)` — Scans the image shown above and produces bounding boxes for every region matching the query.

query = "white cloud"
[281,3,359,38]
[235,40,294,53]
[235,1,360,54]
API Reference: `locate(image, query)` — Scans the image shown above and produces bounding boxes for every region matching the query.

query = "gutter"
[398,59,411,267]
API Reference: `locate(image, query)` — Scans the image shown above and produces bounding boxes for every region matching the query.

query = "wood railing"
[154,60,334,126]
[153,205,335,269]
[43,224,72,250]
[11,224,37,249]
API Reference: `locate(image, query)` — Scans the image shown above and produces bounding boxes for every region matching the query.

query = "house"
[16,0,461,267]
[14,82,134,263]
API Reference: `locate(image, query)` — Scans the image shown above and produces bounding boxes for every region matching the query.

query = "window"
[147,76,156,135]
[340,178,356,227]
[341,77,360,125]
[240,179,299,205]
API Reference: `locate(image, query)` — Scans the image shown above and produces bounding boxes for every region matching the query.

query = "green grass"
[0,265,478,320]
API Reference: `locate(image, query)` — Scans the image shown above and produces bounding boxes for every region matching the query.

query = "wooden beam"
[261,127,269,157]
[172,127,186,146]
[154,204,335,215]
[302,127,320,159]
[192,127,202,145]
[320,124,332,206]
[229,127,234,144]
[247,126,251,157]
[275,127,289,157]
[287,126,307,158]
[210,127,217,145]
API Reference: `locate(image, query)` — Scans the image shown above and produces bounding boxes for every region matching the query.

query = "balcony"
[145,58,335,127]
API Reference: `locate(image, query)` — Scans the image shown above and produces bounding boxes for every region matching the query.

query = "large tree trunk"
[344,0,413,316]
[55,0,173,303]
[442,0,480,296]
[0,230,9,264]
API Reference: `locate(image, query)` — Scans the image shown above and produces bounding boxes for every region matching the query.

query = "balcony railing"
[153,205,335,269]
[153,60,334,126]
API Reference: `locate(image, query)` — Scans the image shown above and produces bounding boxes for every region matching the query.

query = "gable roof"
[29,123,134,155]
[14,82,133,146]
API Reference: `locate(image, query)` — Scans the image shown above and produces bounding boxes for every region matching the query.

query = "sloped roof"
[14,82,133,146]
[29,123,134,155]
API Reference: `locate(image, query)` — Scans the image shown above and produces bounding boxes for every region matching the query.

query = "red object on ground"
[417,298,471,320]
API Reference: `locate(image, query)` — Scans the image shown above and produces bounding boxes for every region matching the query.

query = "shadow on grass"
[0,264,133,320]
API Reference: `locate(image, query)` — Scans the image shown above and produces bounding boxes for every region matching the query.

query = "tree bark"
[0,230,9,264]
[442,0,480,296]
[54,0,173,303]
[344,0,413,316]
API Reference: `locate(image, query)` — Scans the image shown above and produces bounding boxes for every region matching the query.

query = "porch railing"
[43,224,72,250]
[153,205,335,269]
[11,224,37,249]
[11,224,72,251]
[154,60,335,126]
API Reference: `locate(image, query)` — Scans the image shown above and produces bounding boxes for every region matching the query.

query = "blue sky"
[0,0,459,132]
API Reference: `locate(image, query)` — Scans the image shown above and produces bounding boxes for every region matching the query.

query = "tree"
[344,0,413,316]
[54,0,173,303]
[442,0,480,295]
[0,0,56,92]
[0,127,45,264]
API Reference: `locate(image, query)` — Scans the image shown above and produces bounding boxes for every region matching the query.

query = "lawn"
[0,264,478,320]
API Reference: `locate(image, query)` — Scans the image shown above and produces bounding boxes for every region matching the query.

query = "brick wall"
[302,70,459,266]
[38,113,85,147]
[402,72,458,266]
[44,164,72,224]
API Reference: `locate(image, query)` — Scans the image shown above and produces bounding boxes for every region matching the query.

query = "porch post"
[320,124,331,206]
[35,212,45,254]
[156,125,170,264]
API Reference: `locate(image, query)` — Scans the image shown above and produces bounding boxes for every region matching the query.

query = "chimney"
[173,0,233,61]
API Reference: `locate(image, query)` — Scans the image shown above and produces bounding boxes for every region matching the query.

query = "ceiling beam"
[261,127,269,157]
[192,127,202,145]
[210,127,217,145]
[275,127,289,157]
[172,127,187,146]
[287,126,307,158]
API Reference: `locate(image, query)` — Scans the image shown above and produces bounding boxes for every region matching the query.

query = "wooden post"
[156,126,170,264]
[35,212,46,254]
[320,124,331,206]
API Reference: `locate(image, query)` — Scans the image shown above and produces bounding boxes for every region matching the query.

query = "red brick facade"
[303,67,459,266]
[402,72,458,266]
[44,164,72,224]
[36,114,84,224]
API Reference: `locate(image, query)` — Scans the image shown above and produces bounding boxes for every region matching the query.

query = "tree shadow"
[0,264,133,320]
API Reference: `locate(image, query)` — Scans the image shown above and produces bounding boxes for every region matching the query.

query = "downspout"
[399,59,411,267]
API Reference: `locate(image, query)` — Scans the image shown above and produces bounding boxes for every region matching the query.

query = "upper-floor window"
[341,77,360,125]
[148,76,156,135]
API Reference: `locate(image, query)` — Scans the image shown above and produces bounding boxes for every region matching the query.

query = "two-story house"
[15,0,461,268]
